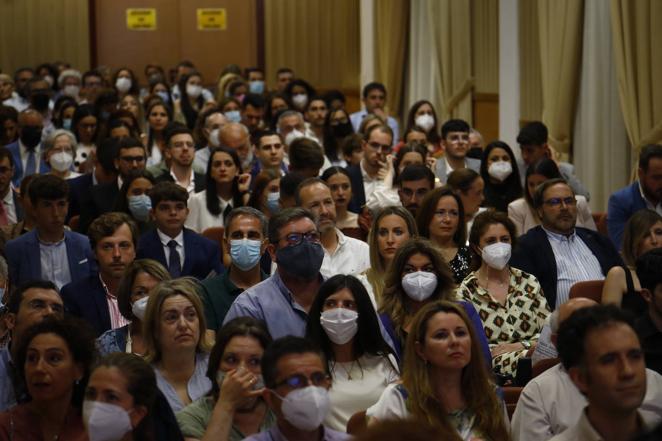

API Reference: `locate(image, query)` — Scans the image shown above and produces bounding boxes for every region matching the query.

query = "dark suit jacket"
[11,190,24,223]
[347,164,365,214]
[67,173,93,222]
[60,274,111,337]
[607,181,648,250]
[5,229,96,288]
[137,227,224,279]
[154,172,206,193]
[510,226,623,309]
[6,140,51,187]
[78,181,120,234]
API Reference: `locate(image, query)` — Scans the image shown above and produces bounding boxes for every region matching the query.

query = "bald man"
[219,122,252,170]
[511,299,662,441]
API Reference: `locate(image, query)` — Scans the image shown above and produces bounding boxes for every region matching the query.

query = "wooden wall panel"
[473,93,499,144]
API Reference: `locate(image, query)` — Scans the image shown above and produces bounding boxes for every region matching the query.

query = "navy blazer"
[6,140,51,187]
[5,229,97,288]
[510,226,623,309]
[154,172,206,193]
[67,173,93,222]
[137,227,224,279]
[347,164,365,214]
[607,181,648,250]
[60,274,110,337]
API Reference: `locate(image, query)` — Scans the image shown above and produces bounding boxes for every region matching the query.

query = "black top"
[449,246,472,284]
[621,266,647,316]
[634,313,662,376]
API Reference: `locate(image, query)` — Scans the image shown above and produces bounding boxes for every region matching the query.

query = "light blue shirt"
[153,352,211,413]
[0,347,16,411]
[350,110,399,145]
[544,228,604,307]
[39,235,72,290]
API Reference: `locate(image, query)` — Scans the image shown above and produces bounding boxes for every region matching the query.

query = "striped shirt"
[544,228,604,307]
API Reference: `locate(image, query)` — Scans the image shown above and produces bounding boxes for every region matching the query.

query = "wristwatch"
[521,340,531,350]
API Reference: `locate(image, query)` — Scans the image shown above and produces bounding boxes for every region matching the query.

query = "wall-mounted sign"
[127,8,157,31]
[197,8,226,31]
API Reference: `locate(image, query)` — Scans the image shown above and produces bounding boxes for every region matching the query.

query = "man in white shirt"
[155,124,204,194]
[350,82,399,144]
[434,119,481,184]
[296,178,369,278]
[193,109,228,174]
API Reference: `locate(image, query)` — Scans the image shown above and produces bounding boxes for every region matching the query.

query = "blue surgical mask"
[156,91,170,104]
[225,110,241,123]
[230,239,263,271]
[249,80,265,94]
[266,192,280,214]
[128,194,152,222]
[62,118,72,131]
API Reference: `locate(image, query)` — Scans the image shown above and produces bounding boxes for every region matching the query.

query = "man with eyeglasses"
[223,208,326,339]
[511,179,622,310]
[434,119,481,184]
[0,280,64,411]
[155,123,205,194]
[243,336,349,441]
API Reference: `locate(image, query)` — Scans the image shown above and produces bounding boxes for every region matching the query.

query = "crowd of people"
[0,59,661,441]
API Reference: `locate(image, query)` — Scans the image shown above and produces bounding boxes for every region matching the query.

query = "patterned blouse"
[456,267,551,377]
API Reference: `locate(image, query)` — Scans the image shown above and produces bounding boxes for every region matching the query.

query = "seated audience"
[250,130,287,179]
[186,146,250,233]
[447,168,485,236]
[113,170,156,234]
[61,212,138,336]
[42,129,80,180]
[0,316,95,440]
[416,187,471,283]
[602,209,661,313]
[0,280,64,410]
[143,278,212,412]
[137,182,223,279]
[145,101,172,168]
[305,275,399,431]
[350,82,399,143]
[367,301,509,441]
[402,100,441,153]
[192,107,227,174]
[321,167,359,232]
[199,207,269,334]
[434,119,480,184]
[242,336,351,441]
[296,178,370,278]
[508,158,595,236]
[511,178,623,310]
[0,147,22,228]
[635,248,662,375]
[247,169,281,218]
[397,164,435,218]
[548,305,662,441]
[155,124,205,194]
[480,140,523,213]
[6,174,95,289]
[96,258,171,355]
[323,108,354,167]
[219,122,254,172]
[223,208,325,339]
[8,109,49,187]
[176,317,275,441]
[457,210,550,377]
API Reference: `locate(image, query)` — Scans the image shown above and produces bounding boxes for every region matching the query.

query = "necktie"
[0,201,8,226]
[223,203,233,221]
[25,149,36,177]
[167,240,181,278]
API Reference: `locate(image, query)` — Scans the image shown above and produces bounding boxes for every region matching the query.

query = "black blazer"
[346,164,365,214]
[154,172,206,193]
[67,173,93,222]
[78,181,120,234]
[510,226,623,309]
[60,274,111,337]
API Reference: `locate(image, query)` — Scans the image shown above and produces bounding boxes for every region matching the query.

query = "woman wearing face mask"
[367,301,510,441]
[43,129,81,179]
[402,100,441,154]
[143,278,213,413]
[0,316,95,440]
[176,317,276,441]
[323,109,354,166]
[96,259,171,356]
[148,77,173,106]
[227,80,248,104]
[53,96,77,130]
[112,171,156,233]
[219,97,242,124]
[113,67,140,99]
[321,167,359,234]
[363,207,418,305]
[145,101,172,167]
[247,169,281,219]
[417,187,471,284]
[265,93,290,130]
[175,73,207,130]
[305,275,399,432]
[284,79,317,112]
[457,210,550,377]
[379,238,491,362]
[480,141,522,213]
[84,352,184,441]
[507,158,595,236]
[186,147,251,233]
[71,104,99,170]
[447,169,486,240]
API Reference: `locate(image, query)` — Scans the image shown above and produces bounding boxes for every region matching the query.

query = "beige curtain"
[264,0,360,91]
[537,0,584,156]
[472,0,499,95]
[611,0,662,155]
[374,0,409,121]
[0,0,90,74]
[427,0,473,123]
[519,0,543,123]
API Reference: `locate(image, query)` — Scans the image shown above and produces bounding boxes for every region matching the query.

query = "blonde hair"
[142,278,211,363]
[402,301,509,441]
[215,73,242,102]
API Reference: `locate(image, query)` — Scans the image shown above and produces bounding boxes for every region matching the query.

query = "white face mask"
[488,161,513,182]
[208,128,221,147]
[131,296,149,321]
[63,84,80,98]
[187,84,203,98]
[83,400,133,441]
[115,77,132,93]
[414,114,435,132]
[50,151,74,172]
[291,93,308,109]
[320,308,359,345]
[480,242,511,270]
[277,386,330,431]
[284,129,305,147]
[401,271,438,302]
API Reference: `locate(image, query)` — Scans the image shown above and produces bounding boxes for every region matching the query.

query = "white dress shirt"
[170,169,196,195]
[319,229,370,278]
[157,229,185,269]
[2,189,17,224]
[639,181,662,216]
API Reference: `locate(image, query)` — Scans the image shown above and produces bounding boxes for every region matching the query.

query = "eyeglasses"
[367,141,391,153]
[275,372,330,390]
[544,197,576,207]
[279,231,321,246]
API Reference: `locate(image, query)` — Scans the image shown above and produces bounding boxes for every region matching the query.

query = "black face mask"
[332,122,353,139]
[276,240,324,279]
[20,126,42,149]
[30,92,50,112]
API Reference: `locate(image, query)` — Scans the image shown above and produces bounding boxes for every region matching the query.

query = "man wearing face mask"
[199,207,270,336]
[26,77,55,135]
[246,67,266,95]
[56,69,82,103]
[6,109,50,187]
[276,110,320,154]
[193,108,228,174]
[223,208,326,339]
[243,336,350,441]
